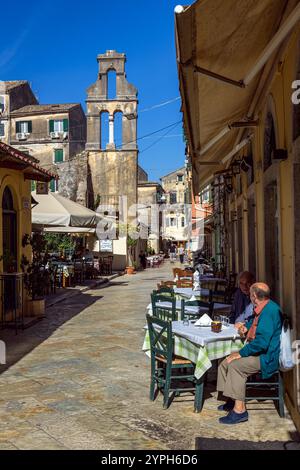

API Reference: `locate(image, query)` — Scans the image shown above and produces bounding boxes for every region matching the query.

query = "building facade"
[160,167,190,248]
[0,81,87,204]
[176,0,300,432]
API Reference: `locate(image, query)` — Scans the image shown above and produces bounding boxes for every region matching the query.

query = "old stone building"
[160,167,190,248]
[86,50,138,212]
[0,80,87,203]
[137,181,165,254]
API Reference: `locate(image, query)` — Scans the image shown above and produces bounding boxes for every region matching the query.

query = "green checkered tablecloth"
[142,330,243,379]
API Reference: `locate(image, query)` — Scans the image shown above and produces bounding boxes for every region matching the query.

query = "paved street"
[0,262,298,450]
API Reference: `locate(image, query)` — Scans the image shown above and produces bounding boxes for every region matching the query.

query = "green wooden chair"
[155,286,175,297]
[180,299,214,321]
[151,293,177,321]
[245,371,285,417]
[146,314,204,412]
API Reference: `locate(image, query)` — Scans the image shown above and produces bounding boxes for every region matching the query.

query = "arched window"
[2,186,17,272]
[263,111,276,171]
[114,111,123,149]
[107,69,117,100]
[2,186,14,211]
[100,111,109,150]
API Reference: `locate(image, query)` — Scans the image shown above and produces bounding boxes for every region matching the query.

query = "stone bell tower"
[86,50,138,213]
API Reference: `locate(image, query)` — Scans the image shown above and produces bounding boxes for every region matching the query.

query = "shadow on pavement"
[0,290,103,374]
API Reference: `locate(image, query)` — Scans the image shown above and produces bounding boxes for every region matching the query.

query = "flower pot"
[28,298,45,318]
[126,266,135,275]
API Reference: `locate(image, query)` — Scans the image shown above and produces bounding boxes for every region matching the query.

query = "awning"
[43,226,96,234]
[175,0,300,191]
[31,191,97,227]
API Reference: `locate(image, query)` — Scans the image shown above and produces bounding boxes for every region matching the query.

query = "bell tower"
[86,50,138,212]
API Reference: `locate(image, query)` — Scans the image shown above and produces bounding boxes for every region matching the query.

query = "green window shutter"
[63,119,69,132]
[31,180,36,192]
[16,122,21,133]
[28,121,32,133]
[54,149,64,163]
[49,120,54,133]
[49,179,55,192]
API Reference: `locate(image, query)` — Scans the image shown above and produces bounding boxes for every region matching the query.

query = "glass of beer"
[211,315,222,333]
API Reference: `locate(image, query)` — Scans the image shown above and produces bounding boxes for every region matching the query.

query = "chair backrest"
[172,267,182,278]
[146,314,173,363]
[155,286,174,297]
[151,293,177,321]
[176,279,193,288]
[178,270,193,279]
[181,298,214,318]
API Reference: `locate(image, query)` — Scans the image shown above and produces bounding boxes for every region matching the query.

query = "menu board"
[100,239,113,252]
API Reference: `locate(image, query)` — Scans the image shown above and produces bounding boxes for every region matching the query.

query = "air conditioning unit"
[50,131,60,139]
[17,132,27,140]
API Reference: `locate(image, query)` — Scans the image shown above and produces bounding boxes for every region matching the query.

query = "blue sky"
[1,0,186,181]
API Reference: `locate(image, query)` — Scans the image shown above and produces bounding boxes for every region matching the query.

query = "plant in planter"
[21,233,50,317]
[119,224,139,274]
[0,249,17,273]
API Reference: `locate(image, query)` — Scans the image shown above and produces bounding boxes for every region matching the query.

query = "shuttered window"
[54,149,64,163]
[49,179,56,192]
[16,121,32,133]
[0,121,4,137]
[49,119,69,133]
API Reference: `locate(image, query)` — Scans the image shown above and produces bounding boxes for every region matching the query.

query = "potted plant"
[125,233,138,274]
[0,249,17,273]
[21,233,49,317]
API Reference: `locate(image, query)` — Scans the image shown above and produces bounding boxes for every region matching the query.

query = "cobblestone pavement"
[0,262,298,450]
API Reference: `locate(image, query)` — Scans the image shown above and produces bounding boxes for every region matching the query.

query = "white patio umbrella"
[31,192,97,228]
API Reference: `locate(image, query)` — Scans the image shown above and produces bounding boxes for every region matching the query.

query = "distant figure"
[229,271,255,324]
[178,245,185,264]
[139,251,147,269]
[169,244,176,263]
[84,248,94,262]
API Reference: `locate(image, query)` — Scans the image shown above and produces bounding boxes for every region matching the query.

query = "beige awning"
[31,192,97,227]
[175,0,300,191]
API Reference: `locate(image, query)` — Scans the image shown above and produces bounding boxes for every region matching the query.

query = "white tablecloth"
[171,322,239,347]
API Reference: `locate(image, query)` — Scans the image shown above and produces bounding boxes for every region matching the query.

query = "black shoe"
[217,399,235,412]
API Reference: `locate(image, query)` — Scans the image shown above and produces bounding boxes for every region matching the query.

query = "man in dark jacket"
[217,282,282,424]
[229,271,255,324]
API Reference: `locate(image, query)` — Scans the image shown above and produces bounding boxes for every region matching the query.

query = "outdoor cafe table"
[142,322,243,380]
[174,287,210,298]
[147,300,232,317]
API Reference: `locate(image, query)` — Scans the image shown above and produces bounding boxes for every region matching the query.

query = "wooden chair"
[73,260,84,284]
[155,286,174,297]
[181,299,214,320]
[173,267,182,278]
[178,270,193,280]
[146,314,204,411]
[151,293,177,321]
[245,371,284,417]
[176,279,193,288]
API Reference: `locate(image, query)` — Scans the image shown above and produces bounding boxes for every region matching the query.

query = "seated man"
[216,282,282,425]
[229,271,255,324]
[83,248,94,262]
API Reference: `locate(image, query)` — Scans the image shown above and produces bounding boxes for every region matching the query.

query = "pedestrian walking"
[169,243,177,263]
[178,245,185,264]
